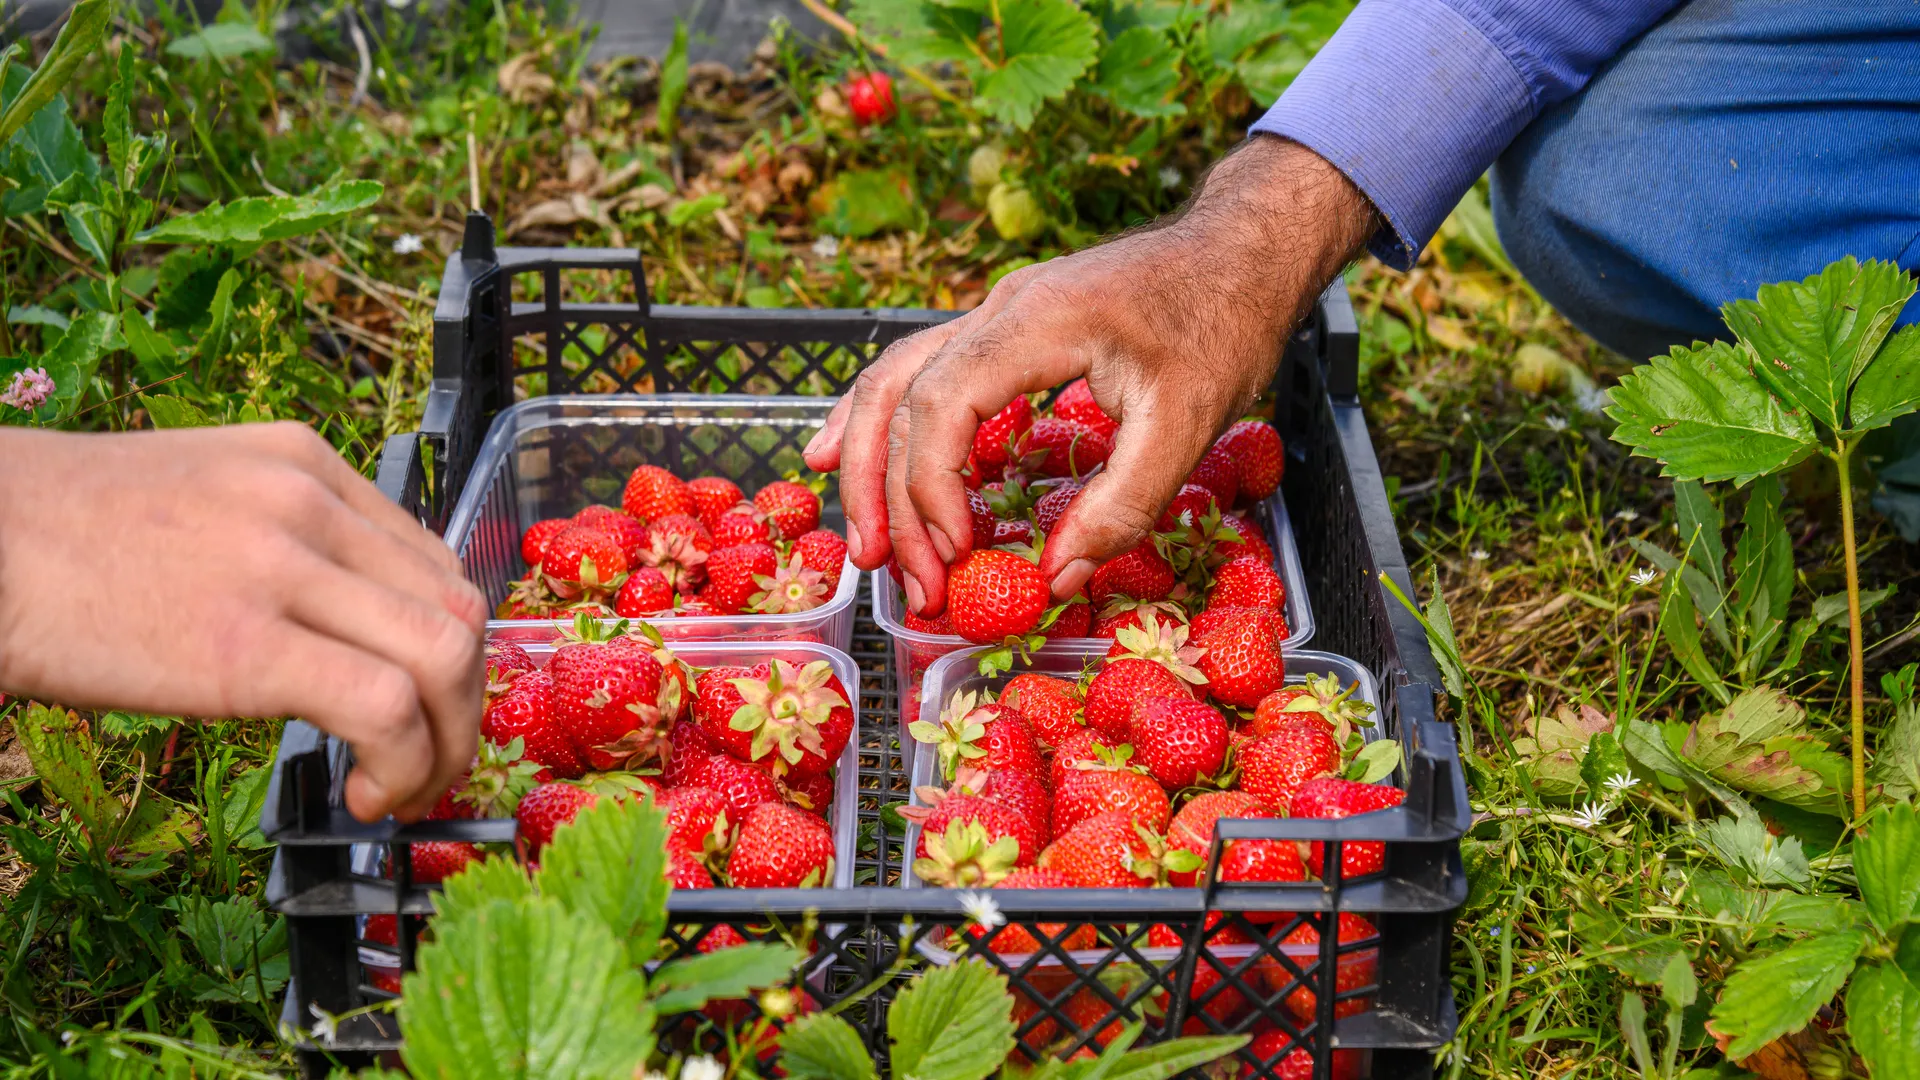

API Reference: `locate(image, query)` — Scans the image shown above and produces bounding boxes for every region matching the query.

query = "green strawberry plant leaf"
[1076,1032,1251,1080]
[1345,738,1401,785]
[772,1011,879,1080]
[399,896,657,1080]
[1845,961,1920,1079]
[1850,324,1920,433]
[1606,340,1818,485]
[1853,802,1920,934]
[1672,480,1726,592]
[164,23,275,61]
[1511,701,1615,799]
[1093,27,1184,119]
[1692,815,1809,890]
[0,0,108,154]
[888,958,1016,1080]
[1684,870,1865,934]
[1870,665,1920,802]
[1577,730,1630,796]
[531,797,671,966]
[852,0,1098,131]
[1730,476,1792,674]
[135,177,383,248]
[431,851,534,926]
[1680,688,1847,814]
[1709,927,1866,1059]
[808,168,919,239]
[11,702,123,844]
[173,896,287,1004]
[648,941,803,1014]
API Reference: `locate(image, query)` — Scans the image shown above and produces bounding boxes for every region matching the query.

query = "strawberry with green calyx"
[947,543,1055,672]
[754,473,826,539]
[1091,595,1188,639]
[1087,542,1175,604]
[791,529,848,590]
[981,476,1042,524]
[1049,727,1123,790]
[1082,656,1197,740]
[1037,812,1198,888]
[749,553,832,614]
[726,658,852,778]
[574,505,648,563]
[549,613,683,771]
[1130,695,1229,790]
[515,780,600,856]
[659,786,733,873]
[902,785,1042,867]
[909,690,1043,784]
[1023,417,1112,479]
[540,526,629,601]
[1000,672,1084,749]
[1153,483,1217,532]
[1250,673,1377,747]
[1052,742,1172,836]
[971,396,1034,483]
[635,519,711,594]
[701,542,780,614]
[1165,791,1272,887]
[912,818,1020,888]
[454,738,547,818]
[727,801,835,888]
[1103,611,1207,684]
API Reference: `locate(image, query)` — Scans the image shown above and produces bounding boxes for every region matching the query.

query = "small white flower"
[1615,509,1640,522]
[1157,166,1181,189]
[643,1072,668,1080]
[681,1056,724,1080]
[1570,801,1610,829]
[1630,567,1658,586]
[1544,415,1569,433]
[276,111,293,133]
[60,1032,76,1046]
[1604,772,1639,796]
[1469,548,1490,562]
[308,1002,338,1044]
[1575,385,1611,415]
[391,233,424,255]
[811,234,840,259]
[959,890,1005,932]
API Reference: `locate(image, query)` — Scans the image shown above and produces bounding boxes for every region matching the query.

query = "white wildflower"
[811,234,840,259]
[1615,508,1640,522]
[1575,385,1611,415]
[276,111,293,133]
[391,233,424,255]
[1604,772,1639,796]
[1570,801,1611,829]
[0,367,54,410]
[959,890,1005,932]
[1469,548,1490,562]
[1630,567,1658,586]
[1157,166,1181,189]
[60,1032,76,1046]
[1544,415,1569,433]
[681,1056,724,1080]
[307,1002,338,1044]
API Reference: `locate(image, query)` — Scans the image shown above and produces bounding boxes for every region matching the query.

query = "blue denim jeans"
[1490,0,1920,364]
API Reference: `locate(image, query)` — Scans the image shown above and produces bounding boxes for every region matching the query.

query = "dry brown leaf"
[777,160,815,197]
[813,85,849,119]
[498,52,555,101]
[590,161,646,198]
[507,193,611,237]
[566,141,602,190]
[1426,314,1476,353]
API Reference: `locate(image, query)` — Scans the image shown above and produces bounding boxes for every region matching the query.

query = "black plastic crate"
[263,213,1467,1079]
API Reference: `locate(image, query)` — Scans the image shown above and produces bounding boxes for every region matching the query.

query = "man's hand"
[803,136,1377,614]
[0,423,488,824]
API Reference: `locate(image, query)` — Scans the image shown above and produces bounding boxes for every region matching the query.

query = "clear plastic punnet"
[444,395,858,652]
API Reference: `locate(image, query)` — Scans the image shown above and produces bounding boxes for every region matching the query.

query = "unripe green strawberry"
[987,182,1044,240]
[968,144,1008,193]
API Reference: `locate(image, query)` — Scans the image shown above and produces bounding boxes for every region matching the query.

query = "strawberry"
[482,667,587,778]
[635,514,712,592]
[1050,727,1123,791]
[750,553,833,614]
[1166,791,1273,886]
[1104,612,1208,680]
[907,782,1044,867]
[659,785,731,865]
[1051,378,1117,440]
[426,779,469,820]
[1290,777,1406,879]
[573,505,648,562]
[1193,608,1287,707]
[1154,484,1217,531]
[1216,512,1274,566]
[1036,812,1158,888]
[912,817,1022,886]
[846,70,895,125]
[754,479,822,539]
[1082,657,1196,740]
[1189,443,1240,508]
[452,738,546,818]
[622,464,695,523]
[971,396,1033,482]
[1250,687,1315,736]
[967,767,1052,847]
[973,867,1094,953]
[1238,720,1340,814]
[712,504,775,547]
[1001,673,1084,749]
[1209,556,1286,613]
[794,529,848,590]
[540,526,627,598]
[781,770,836,815]
[485,640,534,683]
[1052,745,1171,837]
[967,488,997,549]
[1217,420,1284,501]
[1277,913,1379,1021]
[495,573,561,619]
[1130,695,1228,790]
[520,517,573,568]
[1243,1030,1360,1080]
[700,542,780,614]
[547,621,681,770]
[900,607,954,635]
[945,549,1051,645]
[694,664,759,753]
[1147,912,1250,949]
[669,858,714,889]
[1091,597,1186,640]
[1023,417,1111,478]
[719,658,853,779]
[992,518,1035,546]
[1187,603,1262,642]
[407,841,482,884]
[1032,482,1082,536]
[687,476,744,530]
[515,781,598,855]
[728,802,834,887]
[1087,543,1175,604]
[910,690,1044,784]
[614,566,675,616]
[1043,598,1092,639]
[701,753,784,822]
[1218,838,1305,923]
[1157,954,1247,1034]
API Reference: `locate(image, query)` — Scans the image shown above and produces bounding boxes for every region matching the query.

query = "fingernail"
[904,572,926,614]
[928,523,955,564]
[803,428,826,458]
[1051,557,1097,600]
[846,529,864,563]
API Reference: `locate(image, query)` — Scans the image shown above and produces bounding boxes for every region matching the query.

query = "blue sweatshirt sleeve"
[1251,0,1683,268]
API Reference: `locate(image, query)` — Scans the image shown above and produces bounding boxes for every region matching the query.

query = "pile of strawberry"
[892,381,1290,679]
[384,623,849,893]
[502,464,848,621]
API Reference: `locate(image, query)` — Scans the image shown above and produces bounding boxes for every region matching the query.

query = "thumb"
[1037,403,1199,598]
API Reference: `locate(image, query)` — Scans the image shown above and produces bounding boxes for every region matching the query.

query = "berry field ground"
[0,3,1916,1078]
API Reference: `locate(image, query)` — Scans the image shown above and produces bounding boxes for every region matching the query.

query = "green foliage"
[1679,689,1847,815]
[529,795,671,966]
[656,19,689,141]
[136,178,384,249]
[0,0,109,151]
[12,702,122,843]
[1845,963,1920,1078]
[164,24,275,61]
[1607,340,1817,485]
[811,168,921,238]
[888,959,1017,1080]
[781,1011,880,1080]
[1709,929,1865,1059]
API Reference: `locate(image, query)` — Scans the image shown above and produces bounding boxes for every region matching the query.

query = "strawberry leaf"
[782,1012,880,1080]
[1345,739,1402,785]
[1853,802,1920,934]
[1850,323,1920,433]
[1847,962,1920,1080]
[649,941,804,1014]
[1681,688,1847,814]
[1093,26,1184,120]
[888,958,1016,1080]
[1605,340,1818,485]
[1708,928,1866,1060]
[532,797,672,966]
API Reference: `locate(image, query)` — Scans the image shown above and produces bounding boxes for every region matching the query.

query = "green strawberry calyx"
[908,689,991,781]
[748,553,831,614]
[912,818,1018,888]
[1109,611,1208,687]
[729,658,847,770]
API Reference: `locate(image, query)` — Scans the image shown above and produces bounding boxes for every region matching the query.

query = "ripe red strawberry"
[547,627,680,770]
[407,841,482,884]
[946,549,1050,645]
[687,476,744,530]
[900,607,954,635]
[701,754,784,822]
[700,542,780,614]
[1042,598,1092,640]
[1091,598,1185,640]
[971,396,1033,481]
[515,781,598,855]
[659,785,731,863]
[716,658,853,779]
[1244,1030,1361,1080]
[1218,838,1306,921]
[992,518,1034,546]
[781,770,835,815]
[1239,721,1340,814]
[911,691,1045,784]
[1249,674,1373,740]
[662,722,715,788]
[972,867,1094,953]
[669,858,714,889]
[906,791,1038,868]
[845,70,895,125]
[1087,543,1175,604]
[964,487,997,549]
[1189,443,1240,508]
[1049,727,1122,791]
[1001,673,1084,749]
[911,817,1022,887]
[1250,687,1317,736]
[1210,556,1286,613]
[1082,657,1195,740]
[694,664,759,754]
[1023,417,1112,478]
[712,504,774,547]
[728,802,834,887]
[1130,695,1228,789]
[1146,912,1250,949]
[1277,913,1379,1020]
[1052,745,1171,836]
[482,667,587,779]
[1290,777,1407,879]
[1154,484,1217,531]
[634,514,712,593]
[794,529,848,590]
[754,480,822,539]
[1193,608,1287,707]
[573,505,648,562]
[1166,791,1273,887]
[1037,812,1158,888]
[614,566,675,616]
[1052,377,1117,440]
[1157,953,1247,1034]
[485,640,534,684]
[968,767,1051,847]
[540,527,627,597]
[1032,481,1082,536]
[520,517,573,568]
[1216,512,1274,566]
[622,464,696,523]
[1218,420,1284,501]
